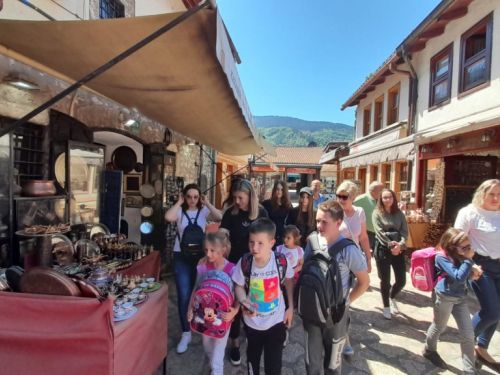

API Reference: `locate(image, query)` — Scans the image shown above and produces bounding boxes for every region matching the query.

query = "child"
[232,218,295,375]
[276,225,304,282]
[423,228,483,375]
[187,230,240,375]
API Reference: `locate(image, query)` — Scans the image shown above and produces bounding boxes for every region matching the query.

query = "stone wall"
[89,0,135,20]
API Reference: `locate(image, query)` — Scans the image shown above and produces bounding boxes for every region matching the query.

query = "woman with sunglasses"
[373,188,408,320]
[164,183,222,354]
[262,180,293,249]
[288,187,317,249]
[455,179,500,372]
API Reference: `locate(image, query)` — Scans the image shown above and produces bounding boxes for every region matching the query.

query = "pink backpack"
[190,265,234,338]
[411,247,446,292]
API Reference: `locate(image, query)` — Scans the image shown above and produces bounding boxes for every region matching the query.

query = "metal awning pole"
[0,0,211,138]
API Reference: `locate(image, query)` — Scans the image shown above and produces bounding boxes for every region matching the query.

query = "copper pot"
[21,180,57,197]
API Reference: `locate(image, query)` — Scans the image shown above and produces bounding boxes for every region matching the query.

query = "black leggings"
[244,322,286,375]
[376,253,406,307]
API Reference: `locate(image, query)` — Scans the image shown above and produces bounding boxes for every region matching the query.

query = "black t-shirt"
[220,206,268,263]
[262,199,291,248]
[288,207,317,249]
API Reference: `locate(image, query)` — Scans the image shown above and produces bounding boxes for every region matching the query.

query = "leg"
[263,322,287,375]
[451,297,475,374]
[245,324,265,375]
[367,232,376,252]
[303,319,325,375]
[173,252,195,332]
[208,333,230,375]
[323,311,349,375]
[202,335,215,371]
[376,256,392,307]
[389,253,407,300]
[425,292,454,352]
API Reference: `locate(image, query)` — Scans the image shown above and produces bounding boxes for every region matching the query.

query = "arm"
[372,210,391,246]
[436,256,474,283]
[349,269,370,304]
[201,195,222,222]
[186,273,201,322]
[455,206,472,234]
[359,222,372,273]
[235,284,256,317]
[398,211,409,248]
[283,278,294,328]
[164,194,183,222]
[221,299,240,322]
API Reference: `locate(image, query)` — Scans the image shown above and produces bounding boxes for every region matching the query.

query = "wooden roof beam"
[439,7,468,22]
[372,77,386,85]
[408,41,426,53]
[418,26,446,40]
[363,86,376,94]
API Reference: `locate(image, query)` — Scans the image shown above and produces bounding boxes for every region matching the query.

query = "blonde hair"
[230,179,260,220]
[336,180,359,199]
[472,179,500,208]
[204,229,231,258]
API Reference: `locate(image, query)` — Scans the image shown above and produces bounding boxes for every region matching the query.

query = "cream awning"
[0,9,274,156]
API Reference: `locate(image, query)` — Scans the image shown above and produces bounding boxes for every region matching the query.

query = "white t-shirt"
[455,204,500,259]
[339,206,366,246]
[276,245,304,268]
[232,252,294,331]
[174,206,211,253]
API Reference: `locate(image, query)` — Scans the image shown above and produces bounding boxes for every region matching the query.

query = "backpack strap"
[223,262,235,275]
[274,252,287,286]
[241,253,253,294]
[308,234,322,253]
[192,208,202,225]
[328,238,356,259]
[276,245,283,253]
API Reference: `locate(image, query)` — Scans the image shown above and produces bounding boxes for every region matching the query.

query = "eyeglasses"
[336,194,349,201]
[382,196,393,201]
[453,244,472,252]
[186,195,199,200]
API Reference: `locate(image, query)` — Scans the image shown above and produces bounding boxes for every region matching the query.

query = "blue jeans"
[173,252,199,333]
[470,255,500,349]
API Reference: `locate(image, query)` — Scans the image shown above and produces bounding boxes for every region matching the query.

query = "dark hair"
[181,184,202,211]
[249,218,276,240]
[298,191,316,228]
[283,225,301,246]
[377,188,399,215]
[271,180,292,211]
[438,228,470,262]
[318,200,344,221]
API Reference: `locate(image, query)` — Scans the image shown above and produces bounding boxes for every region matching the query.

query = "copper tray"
[20,267,81,297]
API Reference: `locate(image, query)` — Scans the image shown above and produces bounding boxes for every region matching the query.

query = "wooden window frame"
[374,96,384,132]
[363,104,371,137]
[382,163,392,189]
[429,43,453,110]
[458,13,493,95]
[395,161,408,194]
[388,84,400,125]
[370,165,379,183]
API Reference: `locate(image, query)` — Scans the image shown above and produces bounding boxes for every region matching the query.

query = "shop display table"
[0,284,168,375]
[406,222,430,249]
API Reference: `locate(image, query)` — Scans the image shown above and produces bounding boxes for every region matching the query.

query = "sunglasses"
[336,194,349,201]
[186,195,199,200]
[453,244,472,252]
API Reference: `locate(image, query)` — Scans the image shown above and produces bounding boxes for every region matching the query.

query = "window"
[100,0,124,19]
[374,96,384,132]
[395,162,408,194]
[382,163,391,189]
[388,85,399,125]
[459,13,493,94]
[358,168,367,194]
[429,44,453,108]
[363,105,371,137]
[343,169,355,180]
[370,165,379,183]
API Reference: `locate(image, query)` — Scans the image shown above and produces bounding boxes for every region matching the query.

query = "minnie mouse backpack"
[190,267,234,338]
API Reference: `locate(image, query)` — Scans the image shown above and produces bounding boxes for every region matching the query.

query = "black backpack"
[177,209,205,256]
[294,235,353,325]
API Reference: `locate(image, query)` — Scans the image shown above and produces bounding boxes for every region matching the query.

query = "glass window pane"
[465,58,485,87]
[435,57,449,77]
[465,28,486,60]
[434,81,448,103]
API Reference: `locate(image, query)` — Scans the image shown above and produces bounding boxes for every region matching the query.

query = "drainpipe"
[18,0,56,21]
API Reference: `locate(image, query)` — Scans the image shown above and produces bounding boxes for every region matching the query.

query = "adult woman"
[336,181,372,273]
[164,183,222,354]
[288,187,317,249]
[455,179,500,372]
[373,188,408,320]
[262,180,293,248]
[219,179,268,365]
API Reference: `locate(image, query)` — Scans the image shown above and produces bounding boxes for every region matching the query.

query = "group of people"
[165,177,500,375]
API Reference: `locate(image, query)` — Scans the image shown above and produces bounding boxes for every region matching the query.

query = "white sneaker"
[383,307,392,320]
[176,331,191,354]
[390,298,401,315]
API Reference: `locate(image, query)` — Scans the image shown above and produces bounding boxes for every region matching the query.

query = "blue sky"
[217,0,440,126]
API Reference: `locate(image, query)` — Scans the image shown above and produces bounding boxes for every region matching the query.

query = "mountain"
[254,116,354,147]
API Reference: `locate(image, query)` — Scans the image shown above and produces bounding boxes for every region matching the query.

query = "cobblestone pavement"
[164,259,500,374]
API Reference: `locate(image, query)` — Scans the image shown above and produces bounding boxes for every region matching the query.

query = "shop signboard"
[287,168,316,174]
[252,166,285,173]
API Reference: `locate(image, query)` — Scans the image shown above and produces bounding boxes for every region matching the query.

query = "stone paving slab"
[162,259,500,374]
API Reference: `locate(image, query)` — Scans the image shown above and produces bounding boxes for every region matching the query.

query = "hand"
[298,258,304,266]
[464,246,475,259]
[187,310,193,322]
[241,300,256,318]
[470,264,483,280]
[367,262,372,273]
[221,306,238,322]
[283,307,294,328]
[200,194,208,205]
[177,193,184,205]
[390,243,401,256]
[197,256,208,266]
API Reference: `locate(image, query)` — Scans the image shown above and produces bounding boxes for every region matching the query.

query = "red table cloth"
[0,284,168,375]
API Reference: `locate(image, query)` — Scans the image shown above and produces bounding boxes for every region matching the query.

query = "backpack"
[177,209,205,256]
[411,247,447,292]
[190,266,234,338]
[241,252,288,294]
[294,235,353,326]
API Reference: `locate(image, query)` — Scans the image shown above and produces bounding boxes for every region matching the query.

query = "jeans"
[202,332,230,375]
[173,252,198,333]
[244,322,286,375]
[376,253,406,307]
[426,291,475,373]
[470,255,500,349]
[303,310,350,375]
